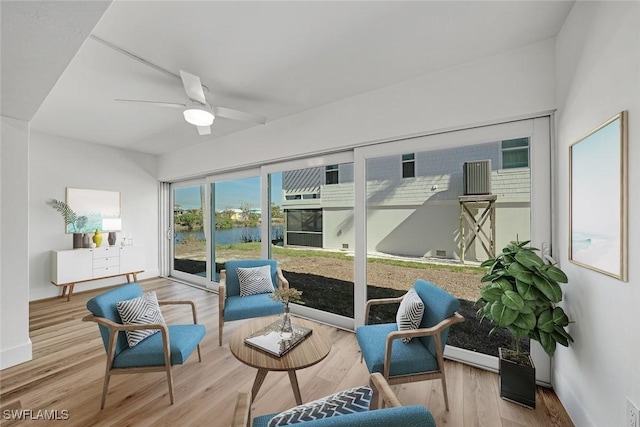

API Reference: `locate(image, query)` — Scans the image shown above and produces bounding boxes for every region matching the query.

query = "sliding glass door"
[171,180,209,286]
[263,153,355,330]
[209,171,262,283]
[354,117,553,383]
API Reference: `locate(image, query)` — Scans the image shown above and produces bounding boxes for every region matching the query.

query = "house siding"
[282,140,531,260]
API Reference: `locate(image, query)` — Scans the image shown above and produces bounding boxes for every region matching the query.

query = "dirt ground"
[275,254,482,302]
[175,240,483,302]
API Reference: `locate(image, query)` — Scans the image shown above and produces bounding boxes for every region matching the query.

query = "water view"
[175,225,284,246]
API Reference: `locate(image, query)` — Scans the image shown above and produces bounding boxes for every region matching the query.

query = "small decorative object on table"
[108,231,117,246]
[92,229,103,248]
[269,288,303,340]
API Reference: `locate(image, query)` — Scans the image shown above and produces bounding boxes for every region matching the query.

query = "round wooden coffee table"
[229,315,332,405]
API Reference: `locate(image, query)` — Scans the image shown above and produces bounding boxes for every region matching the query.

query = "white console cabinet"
[51,246,145,301]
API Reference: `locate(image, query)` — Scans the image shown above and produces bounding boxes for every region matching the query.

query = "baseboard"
[554,371,595,427]
[0,339,32,370]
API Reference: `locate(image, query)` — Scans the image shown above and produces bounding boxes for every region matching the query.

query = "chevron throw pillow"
[396,288,425,343]
[267,386,372,427]
[116,291,166,348]
[237,265,274,296]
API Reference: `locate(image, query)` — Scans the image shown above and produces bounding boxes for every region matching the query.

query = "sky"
[174,173,282,210]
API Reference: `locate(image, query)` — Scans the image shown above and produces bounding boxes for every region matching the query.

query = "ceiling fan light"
[183,106,214,126]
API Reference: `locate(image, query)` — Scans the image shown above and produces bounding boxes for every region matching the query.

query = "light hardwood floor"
[0,278,574,426]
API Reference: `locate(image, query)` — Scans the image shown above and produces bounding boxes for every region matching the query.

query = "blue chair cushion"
[224,293,284,321]
[112,324,206,368]
[252,406,435,427]
[87,283,144,356]
[224,259,279,298]
[355,323,438,377]
[412,279,460,356]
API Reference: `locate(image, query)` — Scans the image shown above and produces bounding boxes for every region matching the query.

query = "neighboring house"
[282,138,531,262]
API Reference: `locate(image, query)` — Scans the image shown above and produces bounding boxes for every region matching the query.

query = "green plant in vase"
[270,288,303,340]
[46,198,88,248]
[477,240,574,359]
[476,239,574,408]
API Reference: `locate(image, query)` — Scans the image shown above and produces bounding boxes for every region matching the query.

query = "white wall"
[323,208,354,251]
[555,2,640,427]
[159,39,556,180]
[1,117,32,369]
[29,132,160,300]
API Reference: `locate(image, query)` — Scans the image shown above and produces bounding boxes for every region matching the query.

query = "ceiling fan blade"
[197,126,211,136]
[179,70,207,105]
[213,106,267,125]
[115,99,186,109]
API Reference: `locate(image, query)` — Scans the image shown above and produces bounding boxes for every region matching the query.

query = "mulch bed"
[284,271,527,357]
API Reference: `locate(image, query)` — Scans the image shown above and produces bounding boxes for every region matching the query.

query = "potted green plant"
[476,240,573,408]
[46,198,88,248]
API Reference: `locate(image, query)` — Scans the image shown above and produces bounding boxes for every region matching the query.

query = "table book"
[244,320,312,357]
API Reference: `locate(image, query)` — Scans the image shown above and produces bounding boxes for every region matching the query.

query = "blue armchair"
[355,279,464,410]
[218,259,289,346]
[231,373,436,427]
[83,283,206,409]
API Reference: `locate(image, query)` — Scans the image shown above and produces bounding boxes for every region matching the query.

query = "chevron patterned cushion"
[116,291,166,348]
[237,265,275,297]
[396,288,425,343]
[267,386,372,426]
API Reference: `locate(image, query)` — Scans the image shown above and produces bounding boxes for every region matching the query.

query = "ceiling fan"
[115,70,266,136]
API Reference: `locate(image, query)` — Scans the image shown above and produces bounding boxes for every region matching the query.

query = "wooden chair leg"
[100,373,111,410]
[166,367,175,405]
[441,375,450,411]
[219,321,223,346]
[197,344,202,362]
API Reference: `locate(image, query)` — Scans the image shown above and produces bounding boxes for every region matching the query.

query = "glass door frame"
[169,178,211,288]
[206,167,262,285]
[260,151,354,330]
[353,116,553,384]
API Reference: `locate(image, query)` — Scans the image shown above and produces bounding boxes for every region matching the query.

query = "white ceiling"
[3,1,575,155]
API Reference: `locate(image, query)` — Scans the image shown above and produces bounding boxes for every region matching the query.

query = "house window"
[325,165,339,185]
[501,138,529,169]
[402,153,415,178]
[285,209,323,247]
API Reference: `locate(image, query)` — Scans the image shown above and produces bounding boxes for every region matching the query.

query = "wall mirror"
[66,188,121,233]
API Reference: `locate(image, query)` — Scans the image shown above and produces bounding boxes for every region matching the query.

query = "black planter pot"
[498,347,536,409]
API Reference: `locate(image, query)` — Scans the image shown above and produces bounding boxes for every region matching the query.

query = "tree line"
[174,202,283,231]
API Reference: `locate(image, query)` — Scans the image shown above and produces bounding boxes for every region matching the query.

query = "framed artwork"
[569,111,628,281]
[66,188,121,233]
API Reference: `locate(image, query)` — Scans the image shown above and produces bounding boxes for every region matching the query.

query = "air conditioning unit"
[463,160,492,195]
